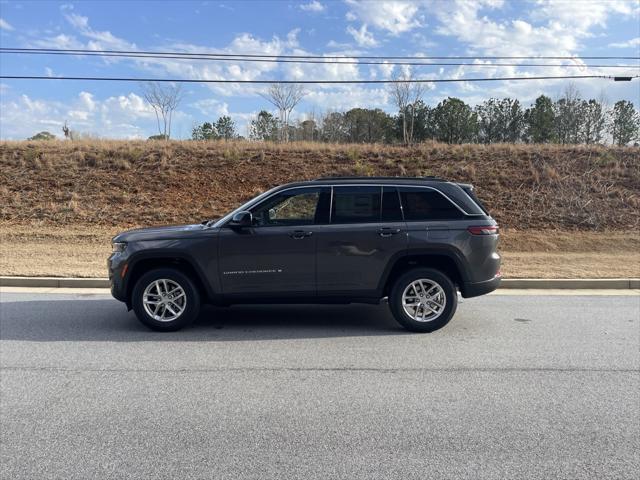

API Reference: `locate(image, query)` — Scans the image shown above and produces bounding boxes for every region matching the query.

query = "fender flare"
[124,249,216,302]
[376,246,470,295]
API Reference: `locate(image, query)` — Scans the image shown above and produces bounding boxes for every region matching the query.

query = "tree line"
[192,94,638,146]
[26,81,639,146]
[191,83,639,146]
[231,95,638,146]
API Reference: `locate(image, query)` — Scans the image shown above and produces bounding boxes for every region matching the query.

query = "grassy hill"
[1,140,638,230]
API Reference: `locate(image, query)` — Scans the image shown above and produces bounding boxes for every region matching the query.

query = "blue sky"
[0,0,638,139]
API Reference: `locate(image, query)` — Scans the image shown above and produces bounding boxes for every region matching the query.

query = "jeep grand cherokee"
[108,177,501,332]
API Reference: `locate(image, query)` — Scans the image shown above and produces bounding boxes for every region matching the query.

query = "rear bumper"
[461,273,501,298]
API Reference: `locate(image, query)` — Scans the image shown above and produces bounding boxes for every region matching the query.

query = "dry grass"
[1,225,638,279]
[1,140,638,230]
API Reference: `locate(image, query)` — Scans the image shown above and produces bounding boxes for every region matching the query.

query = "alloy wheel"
[142,279,187,322]
[401,279,447,322]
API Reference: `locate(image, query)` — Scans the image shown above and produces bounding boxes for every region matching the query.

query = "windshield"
[211,185,281,228]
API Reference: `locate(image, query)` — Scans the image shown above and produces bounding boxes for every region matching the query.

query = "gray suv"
[108,177,501,332]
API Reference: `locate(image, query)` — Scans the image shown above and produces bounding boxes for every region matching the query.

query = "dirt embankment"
[1,140,638,279]
[1,140,638,230]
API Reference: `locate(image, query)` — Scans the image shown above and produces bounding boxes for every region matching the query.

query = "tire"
[389,268,457,333]
[131,268,201,331]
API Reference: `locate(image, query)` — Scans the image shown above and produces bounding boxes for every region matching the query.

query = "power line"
[1,49,638,68]
[1,74,636,84]
[2,47,639,61]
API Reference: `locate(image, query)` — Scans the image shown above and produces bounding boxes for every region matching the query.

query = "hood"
[113,223,211,242]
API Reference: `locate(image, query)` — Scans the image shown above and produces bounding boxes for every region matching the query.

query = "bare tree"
[390,72,424,146]
[140,82,183,139]
[62,120,72,140]
[260,83,306,142]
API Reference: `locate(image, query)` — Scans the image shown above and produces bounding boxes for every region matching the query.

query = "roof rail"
[312,175,447,182]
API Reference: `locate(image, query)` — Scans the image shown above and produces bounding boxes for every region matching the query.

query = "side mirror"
[228,211,253,228]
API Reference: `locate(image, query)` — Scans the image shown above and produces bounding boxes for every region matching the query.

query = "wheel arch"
[380,249,469,297]
[124,251,214,307]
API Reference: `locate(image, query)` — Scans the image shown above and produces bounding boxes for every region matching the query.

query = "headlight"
[112,242,127,253]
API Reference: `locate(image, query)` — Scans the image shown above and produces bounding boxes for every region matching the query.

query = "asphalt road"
[1,291,639,480]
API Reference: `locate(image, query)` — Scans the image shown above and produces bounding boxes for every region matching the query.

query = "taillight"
[467,225,499,235]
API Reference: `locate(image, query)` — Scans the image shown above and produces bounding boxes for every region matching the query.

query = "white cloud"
[286,28,301,47]
[300,1,325,13]
[78,91,96,111]
[377,62,395,79]
[608,37,640,48]
[33,33,83,50]
[63,12,136,50]
[345,0,422,35]
[191,98,230,117]
[68,110,90,121]
[346,24,378,47]
[305,85,390,111]
[432,0,577,57]
[428,0,634,61]
[326,40,352,49]
[102,93,154,119]
[0,91,161,139]
[0,18,15,31]
[65,13,89,30]
[530,0,639,33]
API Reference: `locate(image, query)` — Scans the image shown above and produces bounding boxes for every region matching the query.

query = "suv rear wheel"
[389,268,457,332]
[132,268,200,331]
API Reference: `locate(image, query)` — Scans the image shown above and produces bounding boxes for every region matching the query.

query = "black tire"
[389,268,457,333]
[131,268,200,331]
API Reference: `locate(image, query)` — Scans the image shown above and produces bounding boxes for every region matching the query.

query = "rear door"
[315,185,407,296]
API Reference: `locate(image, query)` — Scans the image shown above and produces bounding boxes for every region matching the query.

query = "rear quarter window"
[399,188,466,221]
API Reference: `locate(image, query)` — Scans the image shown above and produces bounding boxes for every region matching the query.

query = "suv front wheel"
[132,268,201,331]
[389,268,458,332]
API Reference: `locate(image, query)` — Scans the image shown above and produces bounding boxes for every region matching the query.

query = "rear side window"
[399,188,465,221]
[332,186,381,224]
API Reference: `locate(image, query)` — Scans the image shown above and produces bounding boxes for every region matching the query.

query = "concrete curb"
[0,277,110,288]
[500,278,640,289]
[1,276,639,290]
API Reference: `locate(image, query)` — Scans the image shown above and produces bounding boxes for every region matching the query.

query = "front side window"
[251,188,322,226]
[331,186,381,224]
[399,188,465,221]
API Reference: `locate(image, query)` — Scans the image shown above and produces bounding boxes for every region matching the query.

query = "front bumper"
[461,273,501,298]
[108,253,127,302]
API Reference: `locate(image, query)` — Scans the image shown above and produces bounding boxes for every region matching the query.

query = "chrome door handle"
[378,227,401,237]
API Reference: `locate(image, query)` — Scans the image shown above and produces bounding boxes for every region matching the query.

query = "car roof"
[279,176,452,188]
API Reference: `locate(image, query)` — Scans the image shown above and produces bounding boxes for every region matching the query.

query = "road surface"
[1,290,639,479]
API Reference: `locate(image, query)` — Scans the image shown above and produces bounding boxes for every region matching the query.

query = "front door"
[218,186,329,296]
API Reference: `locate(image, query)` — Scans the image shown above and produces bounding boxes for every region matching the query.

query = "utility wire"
[2,47,639,61]
[1,49,638,68]
[1,74,636,84]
